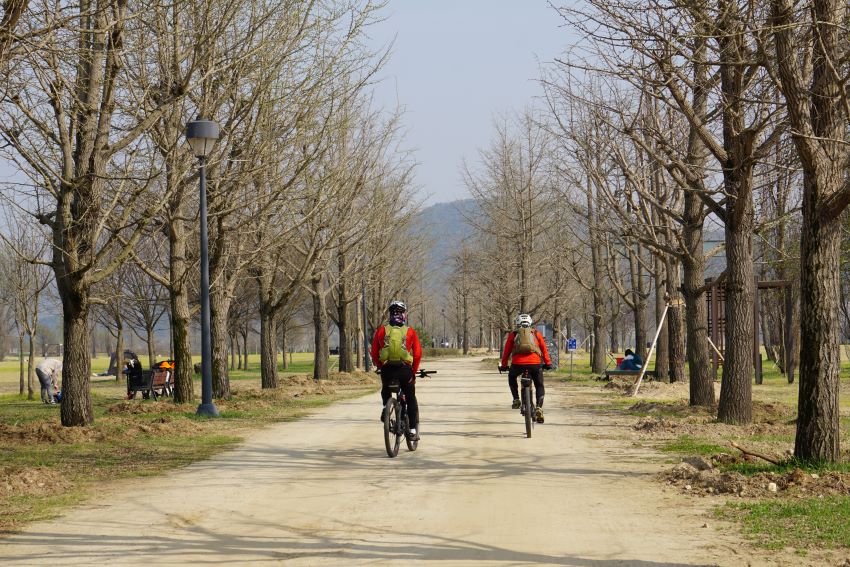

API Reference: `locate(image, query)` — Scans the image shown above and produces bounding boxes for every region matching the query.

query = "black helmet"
[388,300,407,314]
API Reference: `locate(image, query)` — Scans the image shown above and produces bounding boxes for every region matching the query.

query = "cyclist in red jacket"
[371,300,423,440]
[499,313,551,423]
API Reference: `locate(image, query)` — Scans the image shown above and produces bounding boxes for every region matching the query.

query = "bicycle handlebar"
[375,368,436,379]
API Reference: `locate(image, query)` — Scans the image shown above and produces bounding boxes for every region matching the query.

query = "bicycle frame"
[381,368,435,458]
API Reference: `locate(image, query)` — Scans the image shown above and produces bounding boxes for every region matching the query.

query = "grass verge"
[717,497,850,550]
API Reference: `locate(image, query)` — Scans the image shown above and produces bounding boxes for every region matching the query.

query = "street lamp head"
[186,118,220,158]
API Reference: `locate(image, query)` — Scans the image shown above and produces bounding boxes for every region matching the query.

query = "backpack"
[379,325,413,365]
[512,327,541,356]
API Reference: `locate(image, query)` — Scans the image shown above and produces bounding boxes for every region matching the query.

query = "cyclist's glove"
[543,364,552,370]
[498,365,508,372]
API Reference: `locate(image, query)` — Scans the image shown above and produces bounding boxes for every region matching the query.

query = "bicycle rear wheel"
[384,399,401,457]
[523,385,533,438]
[405,415,418,452]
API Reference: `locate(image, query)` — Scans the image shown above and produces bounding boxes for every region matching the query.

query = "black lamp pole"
[187,119,220,418]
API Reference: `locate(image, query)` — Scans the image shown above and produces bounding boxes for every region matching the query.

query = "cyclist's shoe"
[379,405,387,422]
[535,407,544,423]
[408,428,420,441]
[511,398,521,410]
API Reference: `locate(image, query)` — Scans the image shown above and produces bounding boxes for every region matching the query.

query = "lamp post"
[186,118,220,417]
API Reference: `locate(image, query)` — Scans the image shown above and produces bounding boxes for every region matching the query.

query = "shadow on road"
[1,518,720,567]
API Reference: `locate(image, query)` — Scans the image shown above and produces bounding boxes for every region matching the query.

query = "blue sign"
[568,337,577,351]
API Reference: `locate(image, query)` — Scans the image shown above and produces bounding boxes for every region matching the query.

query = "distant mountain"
[413,199,480,287]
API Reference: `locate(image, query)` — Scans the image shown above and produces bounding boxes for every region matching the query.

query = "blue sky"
[367,1,573,204]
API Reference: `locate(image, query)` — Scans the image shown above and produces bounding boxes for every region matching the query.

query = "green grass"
[0,352,337,394]
[722,458,850,476]
[718,496,850,550]
[661,435,730,457]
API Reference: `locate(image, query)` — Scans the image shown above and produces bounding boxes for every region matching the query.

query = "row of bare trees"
[449,0,849,463]
[0,0,426,426]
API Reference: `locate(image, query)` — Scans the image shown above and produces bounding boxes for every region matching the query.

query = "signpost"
[568,337,577,378]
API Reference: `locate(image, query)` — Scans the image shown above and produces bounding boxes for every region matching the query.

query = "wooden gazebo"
[705,276,794,383]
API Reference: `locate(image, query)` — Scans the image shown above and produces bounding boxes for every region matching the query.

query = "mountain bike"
[519,369,535,438]
[381,368,435,458]
[499,366,537,438]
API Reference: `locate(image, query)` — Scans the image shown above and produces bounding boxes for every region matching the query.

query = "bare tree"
[770,0,849,461]
[0,217,52,398]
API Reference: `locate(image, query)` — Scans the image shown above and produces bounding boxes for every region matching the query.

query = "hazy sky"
[367,1,573,205]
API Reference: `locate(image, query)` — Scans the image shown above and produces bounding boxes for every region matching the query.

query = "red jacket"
[501,329,552,367]
[370,325,423,373]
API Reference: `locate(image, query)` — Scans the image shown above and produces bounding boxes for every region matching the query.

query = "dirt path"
[0,359,808,565]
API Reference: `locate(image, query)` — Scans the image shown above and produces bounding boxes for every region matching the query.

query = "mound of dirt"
[664,457,850,499]
[633,417,679,432]
[0,466,72,498]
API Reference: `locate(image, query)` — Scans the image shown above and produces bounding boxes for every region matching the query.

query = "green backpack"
[379,325,413,365]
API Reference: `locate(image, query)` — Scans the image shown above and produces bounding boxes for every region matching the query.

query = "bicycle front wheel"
[523,385,533,438]
[384,399,401,457]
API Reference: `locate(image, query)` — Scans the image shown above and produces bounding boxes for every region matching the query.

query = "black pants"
[509,364,544,407]
[381,364,418,430]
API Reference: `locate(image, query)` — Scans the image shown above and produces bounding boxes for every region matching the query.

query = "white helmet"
[515,314,533,328]
[388,300,407,313]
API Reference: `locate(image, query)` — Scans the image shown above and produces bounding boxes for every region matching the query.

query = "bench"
[126,365,172,400]
[603,369,657,381]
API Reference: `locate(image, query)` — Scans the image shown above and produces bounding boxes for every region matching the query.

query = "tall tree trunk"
[229,332,235,371]
[281,322,289,370]
[60,298,93,426]
[241,327,248,372]
[717,205,755,424]
[237,332,242,369]
[210,291,231,399]
[168,183,194,402]
[771,0,848,461]
[665,258,686,383]
[18,331,24,395]
[27,333,35,400]
[146,325,155,369]
[715,1,756,424]
[354,300,363,369]
[312,274,329,380]
[587,177,606,373]
[479,303,485,349]
[170,288,193,403]
[796,210,840,459]
[609,319,619,354]
[260,308,278,388]
[682,224,714,405]
[114,320,123,381]
[629,244,647,359]
[653,256,669,381]
[462,293,470,355]
[337,253,354,372]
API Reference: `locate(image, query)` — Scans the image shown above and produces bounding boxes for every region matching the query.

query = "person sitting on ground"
[498,314,552,424]
[35,358,62,405]
[618,349,643,371]
[370,300,423,441]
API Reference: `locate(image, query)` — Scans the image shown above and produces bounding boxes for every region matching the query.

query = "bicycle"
[381,368,435,458]
[499,366,537,438]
